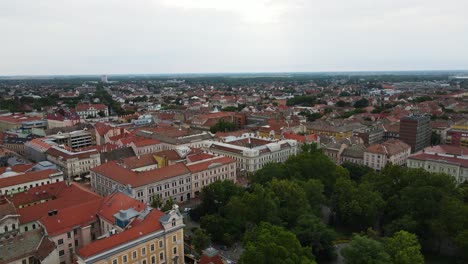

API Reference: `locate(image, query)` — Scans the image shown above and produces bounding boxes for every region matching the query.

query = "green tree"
[342,235,391,264]
[293,214,337,260]
[150,195,162,209]
[161,198,175,211]
[268,179,310,227]
[199,180,243,215]
[191,228,211,255]
[354,98,369,108]
[384,230,424,264]
[209,119,236,133]
[332,177,384,230]
[239,222,316,264]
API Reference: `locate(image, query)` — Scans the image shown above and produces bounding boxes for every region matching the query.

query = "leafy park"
[188,144,468,263]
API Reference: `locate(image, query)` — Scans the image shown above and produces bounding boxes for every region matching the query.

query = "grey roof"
[100,147,135,162]
[341,144,367,158]
[0,229,54,263]
[113,208,140,222]
[136,130,213,145]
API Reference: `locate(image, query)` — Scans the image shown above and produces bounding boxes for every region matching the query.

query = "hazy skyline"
[1,0,468,75]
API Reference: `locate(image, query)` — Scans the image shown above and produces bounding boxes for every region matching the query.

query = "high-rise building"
[399,115,431,153]
[100,74,108,83]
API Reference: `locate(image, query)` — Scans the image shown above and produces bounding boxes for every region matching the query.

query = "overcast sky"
[1,0,467,75]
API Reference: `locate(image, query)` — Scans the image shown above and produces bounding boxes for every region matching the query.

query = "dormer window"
[172,218,176,227]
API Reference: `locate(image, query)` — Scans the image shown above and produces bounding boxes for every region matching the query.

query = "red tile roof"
[131,138,161,147]
[15,182,101,224]
[409,153,468,168]
[199,254,225,264]
[77,209,165,258]
[366,139,410,156]
[46,146,99,160]
[283,132,317,143]
[40,199,102,236]
[0,164,34,174]
[186,153,215,163]
[91,162,190,187]
[97,192,146,223]
[76,103,108,112]
[120,154,158,169]
[0,169,61,188]
[0,114,42,124]
[26,138,54,151]
[186,156,235,173]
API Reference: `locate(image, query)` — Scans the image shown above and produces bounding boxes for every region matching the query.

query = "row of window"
[112,241,178,264]
[0,179,61,195]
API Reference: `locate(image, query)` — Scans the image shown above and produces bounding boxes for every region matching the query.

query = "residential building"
[0,229,58,264]
[340,144,367,165]
[354,126,384,146]
[399,115,431,153]
[0,197,19,240]
[8,181,102,235]
[0,168,64,196]
[46,146,101,181]
[364,139,411,170]
[75,104,109,119]
[39,192,148,264]
[91,161,192,204]
[0,114,43,132]
[186,154,236,197]
[407,145,468,184]
[204,134,298,172]
[46,111,81,129]
[446,122,468,148]
[76,204,185,264]
[48,129,95,150]
[306,121,365,140]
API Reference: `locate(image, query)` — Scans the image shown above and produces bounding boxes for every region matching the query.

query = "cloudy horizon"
[1,0,468,75]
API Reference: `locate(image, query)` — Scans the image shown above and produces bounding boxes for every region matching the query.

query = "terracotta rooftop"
[91,161,190,187]
[76,103,108,112]
[366,139,410,156]
[77,209,165,259]
[0,114,42,124]
[0,169,61,189]
[46,146,99,160]
[97,192,146,223]
[120,153,158,170]
[187,156,236,173]
[0,163,34,174]
[14,182,102,224]
[409,153,468,168]
[40,199,102,236]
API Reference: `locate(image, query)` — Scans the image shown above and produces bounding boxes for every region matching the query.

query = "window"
[122,255,128,263]
[159,252,164,261]
[67,232,71,238]
[32,224,36,229]
[142,260,147,264]
[173,235,177,242]
[24,226,28,232]
[159,240,163,248]
[112,259,118,264]
[68,243,72,248]
[173,247,177,254]
[58,239,64,245]
[150,244,155,252]
[59,250,65,256]
[151,256,156,264]
[142,247,146,256]
[75,240,79,247]
[132,251,137,259]
[172,218,176,227]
